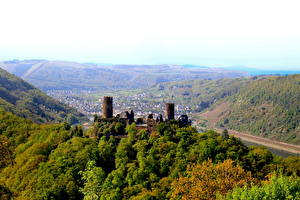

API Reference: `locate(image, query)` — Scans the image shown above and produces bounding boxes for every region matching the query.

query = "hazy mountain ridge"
[0,60,249,91]
[224,66,300,75]
[0,68,86,124]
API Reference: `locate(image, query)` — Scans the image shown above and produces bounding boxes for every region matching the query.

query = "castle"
[97,96,191,133]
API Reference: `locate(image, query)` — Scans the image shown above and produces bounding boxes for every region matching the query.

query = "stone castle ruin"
[98,96,191,133]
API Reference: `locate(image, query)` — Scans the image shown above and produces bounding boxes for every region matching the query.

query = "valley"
[3,60,300,145]
[44,74,300,145]
[2,0,300,198]
[217,128,300,156]
[0,62,300,200]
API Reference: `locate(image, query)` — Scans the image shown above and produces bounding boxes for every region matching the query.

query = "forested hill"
[0,111,299,199]
[212,75,300,144]
[0,68,85,124]
[138,78,255,111]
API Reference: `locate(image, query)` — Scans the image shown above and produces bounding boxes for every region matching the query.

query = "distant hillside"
[134,78,255,111]
[215,75,300,144]
[0,60,248,91]
[224,66,300,76]
[0,68,85,124]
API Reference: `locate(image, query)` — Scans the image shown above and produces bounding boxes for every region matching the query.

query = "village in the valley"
[47,90,194,118]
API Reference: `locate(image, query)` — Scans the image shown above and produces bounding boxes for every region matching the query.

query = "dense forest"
[0,68,85,124]
[1,110,299,200]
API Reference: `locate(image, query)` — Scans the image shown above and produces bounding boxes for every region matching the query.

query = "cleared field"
[200,102,230,127]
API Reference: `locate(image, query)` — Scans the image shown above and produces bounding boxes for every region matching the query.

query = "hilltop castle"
[96,96,191,132]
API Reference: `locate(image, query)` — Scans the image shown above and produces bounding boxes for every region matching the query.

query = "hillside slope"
[0,60,248,91]
[0,68,85,124]
[205,75,300,144]
[142,78,254,111]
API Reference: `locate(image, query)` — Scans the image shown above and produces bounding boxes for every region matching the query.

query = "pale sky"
[1,0,300,69]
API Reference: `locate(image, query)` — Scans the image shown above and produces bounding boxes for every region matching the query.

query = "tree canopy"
[0,111,299,199]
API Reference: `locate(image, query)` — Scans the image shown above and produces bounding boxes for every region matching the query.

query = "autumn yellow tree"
[171,160,256,200]
[0,135,13,168]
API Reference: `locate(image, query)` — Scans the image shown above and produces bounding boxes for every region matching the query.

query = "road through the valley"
[215,128,300,155]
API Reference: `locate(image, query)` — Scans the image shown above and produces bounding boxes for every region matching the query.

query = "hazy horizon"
[1,0,300,70]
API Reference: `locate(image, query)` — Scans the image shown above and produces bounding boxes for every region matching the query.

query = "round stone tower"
[165,103,175,120]
[102,96,113,118]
